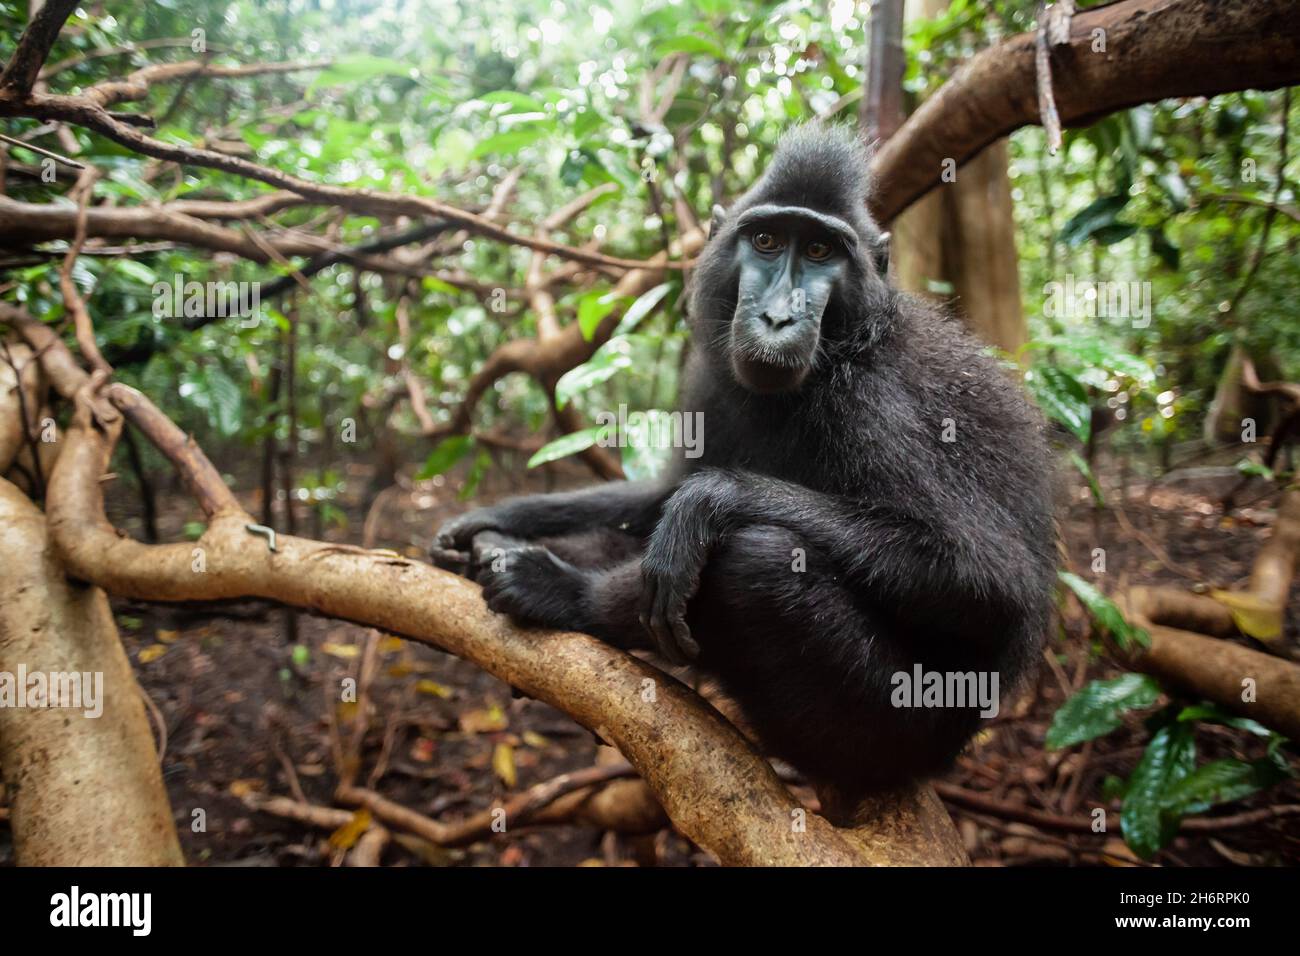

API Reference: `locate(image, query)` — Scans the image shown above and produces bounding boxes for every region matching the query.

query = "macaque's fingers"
[428,545,472,577]
[668,605,700,661]
[434,508,499,551]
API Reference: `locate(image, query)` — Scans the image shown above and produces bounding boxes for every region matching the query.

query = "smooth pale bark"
[0,479,183,865]
[870,0,1300,224]
[887,2,1025,351]
[1118,584,1300,741]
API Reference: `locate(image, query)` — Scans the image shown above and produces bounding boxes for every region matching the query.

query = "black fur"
[432,124,1056,791]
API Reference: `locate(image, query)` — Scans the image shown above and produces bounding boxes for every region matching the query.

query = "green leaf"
[619,409,675,481]
[1235,458,1275,481]
[114,259,158,286]
[1026,365,1091,441]
[479,91,545,114]
[459,450,492,501]
[652,35,726,59]
[577,289,621,341]
[1031,335,1156,384]
[1161,758,1291,816]
[471,126,551,159]
[311,54,413,89]
[1147,227,1180,270]
[1058,571,1151,651]
[183,366,242,437]
[1121,723,1196,859]
[416,435,473,480]
[1068,451,1106,506]
[555,336,635,409]
[1156,172,1190,212]
[422,276,462,296]
[1175,703,1272,738]
[613,282,671,337]
[1059,194,1130,247]
[527,427,601,468]
[1046,674,1162,750]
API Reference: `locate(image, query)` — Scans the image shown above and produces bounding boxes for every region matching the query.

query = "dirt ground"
[1,444,1297,867]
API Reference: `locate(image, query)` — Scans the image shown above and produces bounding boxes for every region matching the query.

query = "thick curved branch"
[869,0,1300,222]
[42,404,964,865]
[2,293,964,865]
[1116,585,1300,740]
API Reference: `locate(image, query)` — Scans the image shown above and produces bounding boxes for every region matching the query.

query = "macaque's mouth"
[731,352,812,393]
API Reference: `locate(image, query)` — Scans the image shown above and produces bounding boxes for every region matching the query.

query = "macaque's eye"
[751,232,785,253]
[804,240,833,261]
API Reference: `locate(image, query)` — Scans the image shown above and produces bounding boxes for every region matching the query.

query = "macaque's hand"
[432,505,503,554]
[429,521,524,583]
[638,511,706,666]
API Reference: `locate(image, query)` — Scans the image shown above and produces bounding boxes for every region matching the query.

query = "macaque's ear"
[873,231,891,275]
[708,204,727,239]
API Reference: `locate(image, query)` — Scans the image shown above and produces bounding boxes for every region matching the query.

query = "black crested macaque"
[431,125,1056,790]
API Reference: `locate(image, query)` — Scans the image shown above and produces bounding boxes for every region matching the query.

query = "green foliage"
[416,436,475,480]
[1057,571,1150,652]
[1051,685,1295,859]
[1045,674,1163,750]
[527,427,601,468]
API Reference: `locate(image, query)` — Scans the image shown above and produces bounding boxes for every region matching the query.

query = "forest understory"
[4,448,1289,868]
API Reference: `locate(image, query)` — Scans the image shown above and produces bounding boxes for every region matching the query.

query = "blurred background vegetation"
[2,0,1294,501]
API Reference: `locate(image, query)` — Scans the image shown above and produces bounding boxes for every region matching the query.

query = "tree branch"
[0,0,81,96]
[869,0,1300,223]
[0,91,689,273]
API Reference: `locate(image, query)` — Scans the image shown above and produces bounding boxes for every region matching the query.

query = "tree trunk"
[0,478,184,865]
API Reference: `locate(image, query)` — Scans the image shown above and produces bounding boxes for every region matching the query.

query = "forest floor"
[2,447,1296,867]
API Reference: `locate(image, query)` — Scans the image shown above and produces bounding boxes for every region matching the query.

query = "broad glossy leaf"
[1121,723,1196,859]
[1059,194,1130,247]
[1046,674,1162,750]
[527,427,601,468]
[416,435,473,480]
[1058,571,1151,651]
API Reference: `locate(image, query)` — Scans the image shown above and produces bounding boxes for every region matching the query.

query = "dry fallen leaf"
[409,737,436,763]
[459,704,508,734]
[228,779,264,799]
[416,679,452,699]
[1210,589,1283,642]
[322,642,361,659]
[388,661,433,677]
[492,742,517,788]
[328,809,373,850]
[156,629,180,644]
[138,644,168,664]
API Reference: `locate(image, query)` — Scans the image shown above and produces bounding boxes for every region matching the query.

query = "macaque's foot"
[480,546,590,630]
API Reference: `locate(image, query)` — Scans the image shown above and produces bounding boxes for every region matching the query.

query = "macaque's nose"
[759,304,795,330]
